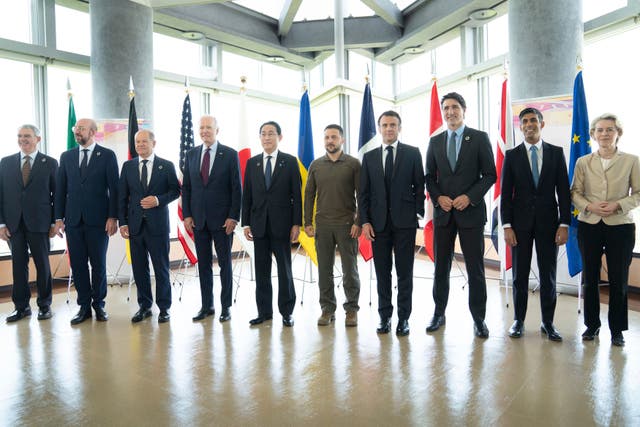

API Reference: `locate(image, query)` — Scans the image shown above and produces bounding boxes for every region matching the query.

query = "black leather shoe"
[396,319,410,336]
[282,315,294,327]
[219,307,231,322]
[131,308,152,323]
[582,327,600,341]
[192,307,215,321]
[611,332,625,347]
[540,322,562,342]
[474,320,489,338]
[94,307,109,322]
[37,307,52,320]
[426,315,446,333]
[377,317,391,334]
[6,307,32,323]
[249,314,272,325]
[158,310,170,323]
[509,320,524,338]
[70,307,92,325]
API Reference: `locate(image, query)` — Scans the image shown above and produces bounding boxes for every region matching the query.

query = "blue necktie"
[265,155,272,189]
[530,145,539,187]
[448,132,457,170]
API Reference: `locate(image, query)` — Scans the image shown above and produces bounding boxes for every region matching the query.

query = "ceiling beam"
[360,0,403,27]
[278,0,303,36]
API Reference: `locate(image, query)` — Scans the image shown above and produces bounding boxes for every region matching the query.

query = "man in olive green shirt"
[304,124,361,327]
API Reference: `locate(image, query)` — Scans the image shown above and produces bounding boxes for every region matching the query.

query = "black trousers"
[253,225,296,317]
[9,220,52,310]
[66,221,108,309]
[511,225,558,324]
[578,220,634,333]
[432,219,486,322]
[193,222,233,311]
[371,221,416,320]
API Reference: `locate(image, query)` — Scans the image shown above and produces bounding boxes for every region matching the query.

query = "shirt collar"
[139,153,155,163]
[263,149,279,160]
[21,150,38,160]
[524,140,542,151]
[448,125,466,139]
[382,141,399,150]
[203,141,218,152]
[79,142,96,153]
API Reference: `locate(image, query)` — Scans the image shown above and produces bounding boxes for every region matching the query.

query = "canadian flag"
[423,80,444,262]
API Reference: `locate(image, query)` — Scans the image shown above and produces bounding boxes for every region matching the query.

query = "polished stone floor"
[1,254,639,427]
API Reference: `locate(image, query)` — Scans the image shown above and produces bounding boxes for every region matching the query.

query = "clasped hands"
[437,194,471,212]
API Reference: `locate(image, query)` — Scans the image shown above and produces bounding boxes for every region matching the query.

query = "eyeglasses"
[72,126,87,132]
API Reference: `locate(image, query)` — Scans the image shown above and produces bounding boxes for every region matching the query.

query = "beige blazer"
[570,150,640,225]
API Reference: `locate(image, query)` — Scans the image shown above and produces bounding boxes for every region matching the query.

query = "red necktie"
[201,148,210,184]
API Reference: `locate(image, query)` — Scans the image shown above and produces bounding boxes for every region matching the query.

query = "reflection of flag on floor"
[491,77,512,271]
[177,93,198,264]
[424,80,444,262]
[357,82,376,262]
[567,71,591,277]
[297,90,318,265]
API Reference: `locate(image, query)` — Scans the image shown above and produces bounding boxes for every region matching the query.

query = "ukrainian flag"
[297,90,318,265]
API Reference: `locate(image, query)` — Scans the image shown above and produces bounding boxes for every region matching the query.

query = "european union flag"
[567,71,591,277]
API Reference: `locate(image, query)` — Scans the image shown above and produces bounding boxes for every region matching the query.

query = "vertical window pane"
[583,0,627,22]
[0,0,32,43]
[153,33,206,77]
[0,59,35,159]
[46,66,93,161]
[262,63,302,98]
[398,52,430,92]
[435,37,461,77]
[221,51,261,87]
[487,14,508,59]
[55,5,90,55]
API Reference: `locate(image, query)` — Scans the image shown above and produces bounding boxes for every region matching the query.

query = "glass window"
[262,63,302,98]
[0,0,32,43]
[55,5,90,55]
[487,14,508,59]
[0,58,35,159]
[308,62,323,96]
[397,52,430,92]
[153,33,205,77]
[348,51,372,84]
[221,50,261,88]
[435,37,462,77]
[397,94,429,152]
[46,66,93,160]
[583,0,627,22]
[372,60,393,97]
[323,54,337,87]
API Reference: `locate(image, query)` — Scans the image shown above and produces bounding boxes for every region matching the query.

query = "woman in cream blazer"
[571,113,640,347]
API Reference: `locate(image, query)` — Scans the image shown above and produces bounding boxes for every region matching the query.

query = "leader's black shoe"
[94,307,109,322]
[474,320,489,338]
[282,315,294,327]
[396,319,410,336]
[37,307,52,320]
[158,310,170,323]
[131,308,152,323]
[611,332,625,347]
[426,315,445,333]
[582,327,600,341]
[192,307,215,321]
[508,320,524,338]
[540,322,562,342]
[70,307,92,325]
[6,307,32,323]
[219,307,231,322]
[249,314,272,325]
[377,317,391,334]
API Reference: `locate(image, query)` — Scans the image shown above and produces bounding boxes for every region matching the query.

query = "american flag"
[177,93,198,264]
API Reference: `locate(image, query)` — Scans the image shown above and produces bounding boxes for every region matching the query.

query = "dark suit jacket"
[0,152,58,233]
[182,143,241,230]
[241,152,302,239]
[358,142,425,232]
[55,145,119,227]
[118,156,180,236]
[500,141,571,231]
[425,127,496,228]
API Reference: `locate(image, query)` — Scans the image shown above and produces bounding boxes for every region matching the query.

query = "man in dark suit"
[55,118,119,325]
[425,92,496,338]
[501,107,570,341]
[242,121,302,327]
[182,115,242,322]
[118,130,180,324]
[359,111,425,336]
[0,124,57,322]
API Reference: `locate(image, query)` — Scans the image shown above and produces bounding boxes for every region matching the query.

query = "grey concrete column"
[509,0,582,100]
[90,0,154,124]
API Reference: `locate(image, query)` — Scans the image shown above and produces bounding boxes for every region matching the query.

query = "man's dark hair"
[377,110,402,126]
[259,121,282,135]
[518,107,543,122]
[440,92,466,110]
[324,124,344,136]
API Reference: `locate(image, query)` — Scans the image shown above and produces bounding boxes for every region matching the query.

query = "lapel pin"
[41,158,46,162]
[158,165,163,170]
[464,136,470,141]
[257,162,261,167]
[96,151,102,156]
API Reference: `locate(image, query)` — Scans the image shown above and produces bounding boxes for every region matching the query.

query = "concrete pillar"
[509,0,582,100]
[90,0,154,123]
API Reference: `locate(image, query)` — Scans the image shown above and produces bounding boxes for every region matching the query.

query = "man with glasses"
[55,118,119,325]
[0,124,58,322]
